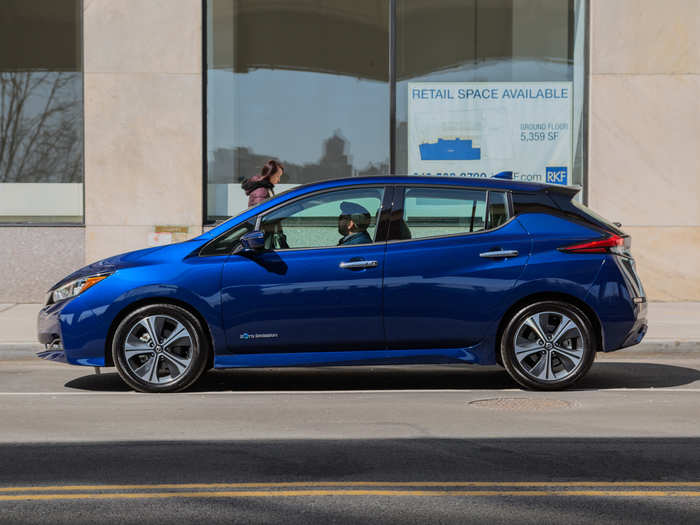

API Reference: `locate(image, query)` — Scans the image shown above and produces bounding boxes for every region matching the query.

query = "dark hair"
[260,159,284,180]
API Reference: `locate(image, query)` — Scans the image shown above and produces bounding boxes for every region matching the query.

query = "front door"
[221,185,389,354]
[383,185,530,350]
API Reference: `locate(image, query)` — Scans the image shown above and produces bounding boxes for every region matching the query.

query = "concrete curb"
[0,343,45,361]
[1,341,700,362]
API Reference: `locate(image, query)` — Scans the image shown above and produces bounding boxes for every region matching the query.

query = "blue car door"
[382,185,530,350]
[219,185,391,354]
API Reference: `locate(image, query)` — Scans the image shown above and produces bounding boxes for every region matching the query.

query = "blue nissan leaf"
[37,176,647,392]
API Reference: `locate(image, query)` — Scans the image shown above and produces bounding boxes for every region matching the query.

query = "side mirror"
[239,231,265,253]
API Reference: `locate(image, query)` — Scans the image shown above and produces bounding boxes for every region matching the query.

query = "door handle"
[339,260,378,270]
[479,250,519,259]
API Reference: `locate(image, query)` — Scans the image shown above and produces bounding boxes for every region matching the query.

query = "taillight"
[560,233,625,254]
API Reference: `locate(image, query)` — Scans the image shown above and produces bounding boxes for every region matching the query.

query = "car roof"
[296,175,579,196]
[201,175,578,239]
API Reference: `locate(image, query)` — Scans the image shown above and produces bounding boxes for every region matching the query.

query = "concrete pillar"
[588,0,700,300]
[83,0,203,263]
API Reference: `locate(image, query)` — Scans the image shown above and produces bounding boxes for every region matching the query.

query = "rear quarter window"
[402,187,488,239]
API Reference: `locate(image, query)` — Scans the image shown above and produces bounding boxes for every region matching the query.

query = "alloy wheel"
[512,311,585,383]
[122,314,194,385]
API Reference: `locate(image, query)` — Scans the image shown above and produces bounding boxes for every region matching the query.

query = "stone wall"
[588,0,700,300]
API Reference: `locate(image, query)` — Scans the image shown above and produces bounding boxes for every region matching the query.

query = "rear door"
[383,185,530,349]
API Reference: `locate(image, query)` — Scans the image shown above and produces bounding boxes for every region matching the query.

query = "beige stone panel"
[85,225,202,264]
[0,227,85,302]
[84,0,201,74]
[588,74,700,226]
[591,0,700,75]
[84,72,202,227]
[0,304,43,343]
[624,226,700,301]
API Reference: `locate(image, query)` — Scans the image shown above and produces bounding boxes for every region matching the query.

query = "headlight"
[51,274,112,303]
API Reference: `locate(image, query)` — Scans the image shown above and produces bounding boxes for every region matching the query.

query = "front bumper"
[36,300,68,363]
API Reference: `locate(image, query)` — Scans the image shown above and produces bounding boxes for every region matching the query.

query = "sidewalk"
[0,302,699,359]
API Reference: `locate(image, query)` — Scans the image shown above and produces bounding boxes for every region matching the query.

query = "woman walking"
[241,160,284,208]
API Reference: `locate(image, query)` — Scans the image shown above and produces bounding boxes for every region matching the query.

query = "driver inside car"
[337,201,372,246]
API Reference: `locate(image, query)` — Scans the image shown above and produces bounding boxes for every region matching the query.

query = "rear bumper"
[606,300,648,352]
[586,256,647,352]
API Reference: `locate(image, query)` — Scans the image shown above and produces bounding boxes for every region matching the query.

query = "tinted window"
[487,191,510,229]
[260,187,385,250]
[400,187,487,240]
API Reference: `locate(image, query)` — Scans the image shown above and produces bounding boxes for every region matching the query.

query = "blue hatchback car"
[38,176,647,392]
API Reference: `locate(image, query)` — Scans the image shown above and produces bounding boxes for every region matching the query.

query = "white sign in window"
[408,82,573,186]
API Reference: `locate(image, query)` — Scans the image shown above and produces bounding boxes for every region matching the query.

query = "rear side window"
[487,191,510,229]
[401,187,488,240]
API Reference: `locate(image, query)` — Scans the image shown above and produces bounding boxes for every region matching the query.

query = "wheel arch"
[104,297,214,368]
[494,291,603,365]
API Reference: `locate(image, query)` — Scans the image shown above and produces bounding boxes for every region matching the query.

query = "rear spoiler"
[545,184,581,199]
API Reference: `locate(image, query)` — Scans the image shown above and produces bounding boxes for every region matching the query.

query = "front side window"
[199,219,255,256]
[260,187,385,250]
[399,187,488,240]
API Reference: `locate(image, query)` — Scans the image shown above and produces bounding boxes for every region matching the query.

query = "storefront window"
[206,0,390,222]
[205,0,587,222]
[0,0,84,224]
[397,0,587,187]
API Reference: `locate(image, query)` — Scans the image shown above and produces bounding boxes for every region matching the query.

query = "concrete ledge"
[0,344,45,361]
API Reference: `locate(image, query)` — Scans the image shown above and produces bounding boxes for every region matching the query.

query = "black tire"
[112,304,209,393]
[500,300,596,390]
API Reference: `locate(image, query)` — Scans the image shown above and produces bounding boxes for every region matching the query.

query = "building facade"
[0,0,698,302]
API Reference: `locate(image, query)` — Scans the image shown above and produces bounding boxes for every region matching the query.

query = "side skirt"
[213,345,492,369]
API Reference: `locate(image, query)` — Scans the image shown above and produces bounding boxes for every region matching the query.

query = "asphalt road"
[0,354,698,523]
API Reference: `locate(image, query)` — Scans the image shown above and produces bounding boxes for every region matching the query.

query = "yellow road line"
[0,481,699,493]
[0,490,699,501]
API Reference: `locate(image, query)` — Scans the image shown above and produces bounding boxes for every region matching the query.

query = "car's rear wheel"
[112,304,209,393]
[500,300,596,390]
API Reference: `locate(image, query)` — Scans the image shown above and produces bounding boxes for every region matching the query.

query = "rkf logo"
[546,166,568,185]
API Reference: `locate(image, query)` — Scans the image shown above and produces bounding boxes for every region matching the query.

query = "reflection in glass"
[0,72,82,184]
[206,0,389,222]
[396,0,586,189]
[0,0,83,223]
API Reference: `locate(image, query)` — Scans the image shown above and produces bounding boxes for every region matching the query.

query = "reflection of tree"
[208,129,388,185]
[0,71,82,183]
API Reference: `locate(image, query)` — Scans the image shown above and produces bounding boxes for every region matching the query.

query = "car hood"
[48,240,204,292]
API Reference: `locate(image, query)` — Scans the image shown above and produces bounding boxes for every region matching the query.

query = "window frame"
[387,184,515,244]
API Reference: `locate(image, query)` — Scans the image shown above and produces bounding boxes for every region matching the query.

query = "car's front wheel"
[500,301,596,390]
[112,304,209,393]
